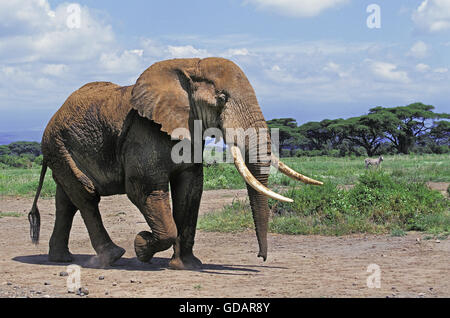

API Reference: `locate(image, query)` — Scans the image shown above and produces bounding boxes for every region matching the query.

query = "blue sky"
[1,0,449,142]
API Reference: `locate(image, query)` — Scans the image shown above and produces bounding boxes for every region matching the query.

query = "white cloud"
[323,61,349,78]
[412,0,450,33]
[140,39,166,58]
[433,67,448,73]
[0,0,124,111]
[264,64,305,84]
[99,50,144,74]
[222,48,250,57]
[253,41,377,57]
[0,0,54,35]
[245,0,349,18]
[0,1,115,64]
[415,63,431,72]
[0,64,55,95]
[368,60,410,83]
[0,1,448,123]
[167,45,210,58]
[407,41,429,58]
[271,65,281,72]
[42,64,68,76]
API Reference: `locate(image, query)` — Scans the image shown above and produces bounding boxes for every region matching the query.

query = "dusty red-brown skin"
[29,58,277,269]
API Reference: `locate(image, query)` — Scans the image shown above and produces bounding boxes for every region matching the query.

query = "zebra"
[365,155,384,168]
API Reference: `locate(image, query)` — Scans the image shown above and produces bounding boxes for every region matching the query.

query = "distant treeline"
[0,141,43,168]
[268,103,450,158]
[1,102,449,168]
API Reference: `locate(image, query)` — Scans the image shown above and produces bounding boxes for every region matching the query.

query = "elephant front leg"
[169,165,204,270]
[132,190,178,263]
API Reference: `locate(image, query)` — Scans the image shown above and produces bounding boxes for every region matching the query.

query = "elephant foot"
[48,248,73,263]
[169,253,203,270]
[96,243,126,267]
[134,231,155,263]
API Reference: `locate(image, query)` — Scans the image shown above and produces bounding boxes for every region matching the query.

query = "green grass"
[203,153,450,190]
[0,168,56,197]
[276,153,450,186]
[2,154,448,236]
[0,212,22,218]
[203,163,246,190]
[198,170,449,236]
[1,154,448,196]
[390,227,407,237]
[198,199,255,233]
[203,154,450,235]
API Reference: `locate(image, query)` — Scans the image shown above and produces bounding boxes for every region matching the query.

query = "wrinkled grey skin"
[29,58,273,269]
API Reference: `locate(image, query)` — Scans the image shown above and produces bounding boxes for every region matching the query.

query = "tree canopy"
[0,141,41,157]
[329,114,388,156]
[266,118,303,149]
[369,103,449,154]
[267,102,449,157]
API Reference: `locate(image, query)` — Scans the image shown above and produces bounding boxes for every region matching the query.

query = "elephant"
[28,57,323,269]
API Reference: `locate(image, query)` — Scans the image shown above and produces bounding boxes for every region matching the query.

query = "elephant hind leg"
[77,199,125,267]
[53,172,125,267]
[49,184,78,262]
[49,145,125,267]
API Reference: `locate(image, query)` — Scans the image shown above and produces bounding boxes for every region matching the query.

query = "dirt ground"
[0,187,449,298]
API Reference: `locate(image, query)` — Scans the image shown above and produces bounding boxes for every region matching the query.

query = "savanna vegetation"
[199,170,449,237]
[204,103,450,234]
[1,102,448,236]
[0,142,43,169]
[2,149,448,196]
[1,148,448,236]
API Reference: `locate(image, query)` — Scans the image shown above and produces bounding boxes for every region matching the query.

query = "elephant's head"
[131,57,322,261]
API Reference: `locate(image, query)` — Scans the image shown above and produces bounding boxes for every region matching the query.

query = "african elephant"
[29,58,322,269]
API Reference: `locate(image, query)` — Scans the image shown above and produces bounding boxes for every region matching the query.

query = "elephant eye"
[217,92,228,105]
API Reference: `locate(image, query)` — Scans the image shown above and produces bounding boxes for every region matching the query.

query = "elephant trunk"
[222,96,323,261]
[246,124,273,261]
[222,98,274,261]
[246,160,271,261]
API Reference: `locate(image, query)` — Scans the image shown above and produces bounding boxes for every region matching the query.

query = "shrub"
[0,155,33,168]
[203,163,245,190]
[0,142,43,168]
[201,170,449,236]
[198,199,254,232]
[280,149,292,158]
[33,155,44,166]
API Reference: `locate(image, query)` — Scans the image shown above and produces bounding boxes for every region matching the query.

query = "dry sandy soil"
[0,188,449,298]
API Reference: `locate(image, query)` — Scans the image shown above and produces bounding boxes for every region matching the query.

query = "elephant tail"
[28,161,48,245]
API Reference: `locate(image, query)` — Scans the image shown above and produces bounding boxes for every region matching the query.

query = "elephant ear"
[131,58,200,140]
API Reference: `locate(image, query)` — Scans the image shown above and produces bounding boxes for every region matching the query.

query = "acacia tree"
[416,120,450,153]
[297,119,342,151]
[429,120,450,146]
[266,103,449,157]
[369,103,449,154]
[267,118,303,151]
[329,114,388,157]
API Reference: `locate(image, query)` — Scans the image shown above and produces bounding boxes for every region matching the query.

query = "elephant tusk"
[271,155,323,186]
[231,146,293,203]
